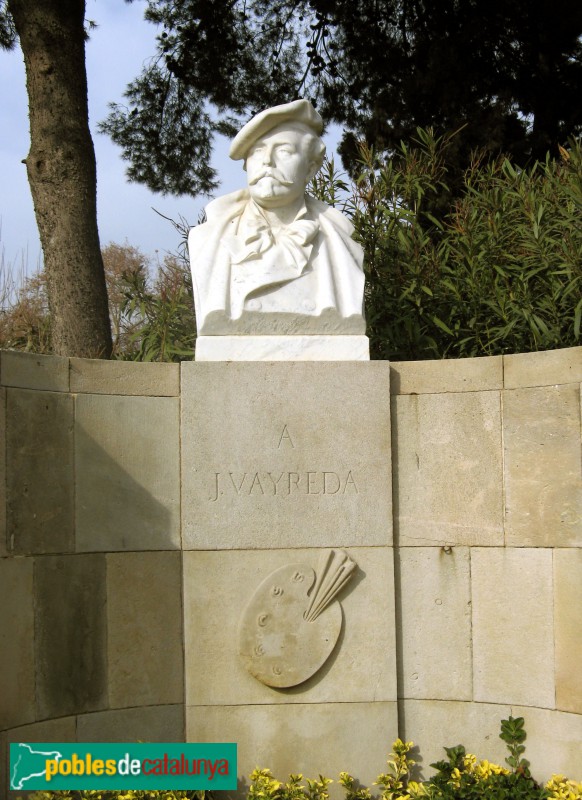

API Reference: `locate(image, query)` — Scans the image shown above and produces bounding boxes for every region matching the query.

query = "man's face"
[245,124,314,209]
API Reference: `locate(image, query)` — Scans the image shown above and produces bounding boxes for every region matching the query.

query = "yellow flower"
[546,775,582,799]
[462,753,477,770]
[450,767,462,788]
[407,781,429,798]
[474,759,509,779]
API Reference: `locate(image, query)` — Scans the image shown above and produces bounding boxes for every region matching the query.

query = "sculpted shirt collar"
[224,198,320,273]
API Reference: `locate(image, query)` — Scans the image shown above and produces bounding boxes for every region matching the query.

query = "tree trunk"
[8,0,112,358]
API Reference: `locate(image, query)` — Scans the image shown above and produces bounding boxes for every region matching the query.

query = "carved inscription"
[210,470,358,501]
[208,424,360,501]
[277,425,295,449]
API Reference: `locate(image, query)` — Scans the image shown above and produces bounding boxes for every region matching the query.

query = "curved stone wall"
[390,348,582,778]
[0,353,185,800]
[1,347,581,796]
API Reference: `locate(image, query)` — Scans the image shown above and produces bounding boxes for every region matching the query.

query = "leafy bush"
[313,132,582,360]
[117,253,195,362]
[0,243,196,362]
[0,261,51,354]
[244,717,581,800]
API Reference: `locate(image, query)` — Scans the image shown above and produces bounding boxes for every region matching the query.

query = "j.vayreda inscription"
[209,470,359,501]
[206,424,360,501]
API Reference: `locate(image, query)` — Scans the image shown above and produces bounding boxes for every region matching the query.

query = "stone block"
[503,385,582,547]
[183,547,396,705]
[391,355,503,395]
[0,389,6,557]
[2,715,76,800]
[554,549,582,713]
[186,701,398,794]
[398,699,511,780]
[77,705,184,742]
[75,394,180,551]
[70,357,180,396]
[511,706,582,783]
[0,557,35,730]
[504,346,582,389]
[396,547,472,701]
[6,389,74,555]
[34,554,107,719]
[107,551,184,708]
[472,548,554,707]
[392,392,503,546]
[181,362,392,550]
[0,351,69,392]
[195,335,370,361]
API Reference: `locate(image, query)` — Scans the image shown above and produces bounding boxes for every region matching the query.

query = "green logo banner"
[10,742,237,790]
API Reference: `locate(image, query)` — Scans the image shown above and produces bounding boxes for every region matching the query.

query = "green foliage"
[323,0,582,174]
[340,739,425,800]
[118,258,195,362]
[338,771,372,800]
[101,0,308,196]
[336,718,582,799]
[0,242,196,362]
[500,715,530,774]
[0,259,51,354]
[427,717,548,800]
[338,718,582,800]
[426,717,544,799]
[247,720,582,800]
[0,0,17,49]
[247,768,332,800]
[100,1,582,194]
[375,739,419,800]
[309,158,350,209]
[101,64,219,196]
[312,131,582,360]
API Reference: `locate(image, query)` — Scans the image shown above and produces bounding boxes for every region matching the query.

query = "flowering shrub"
[246,717,582,800]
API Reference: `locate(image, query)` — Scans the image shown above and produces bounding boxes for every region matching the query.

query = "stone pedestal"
[195,336,370,361]
[181,361,397,789]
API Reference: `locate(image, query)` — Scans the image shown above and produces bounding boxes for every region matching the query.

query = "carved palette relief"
[238,549,357,687]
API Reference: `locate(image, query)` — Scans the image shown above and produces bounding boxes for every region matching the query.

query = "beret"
[229,99,323,161]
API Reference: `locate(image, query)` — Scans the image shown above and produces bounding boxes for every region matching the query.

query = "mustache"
[248,170,294,186]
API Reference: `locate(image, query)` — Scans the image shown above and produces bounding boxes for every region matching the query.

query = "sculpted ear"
[306,159,321,183]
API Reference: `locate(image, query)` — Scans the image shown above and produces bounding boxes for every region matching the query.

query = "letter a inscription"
[277,425,295,449]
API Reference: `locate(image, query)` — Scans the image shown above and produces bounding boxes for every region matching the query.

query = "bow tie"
[230,208,320,274]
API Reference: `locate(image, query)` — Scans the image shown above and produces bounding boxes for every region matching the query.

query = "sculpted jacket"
[188,189,366,335]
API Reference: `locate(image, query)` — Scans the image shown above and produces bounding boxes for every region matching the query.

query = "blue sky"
[0,0,343,277]
[0,1,251,273]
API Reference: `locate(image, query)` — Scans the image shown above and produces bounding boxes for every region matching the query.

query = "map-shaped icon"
[11,743,63,790]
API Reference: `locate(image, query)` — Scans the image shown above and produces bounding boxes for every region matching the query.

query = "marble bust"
[188,99,366,338]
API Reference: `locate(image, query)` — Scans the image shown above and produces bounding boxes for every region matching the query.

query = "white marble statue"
[188,99,366,337]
